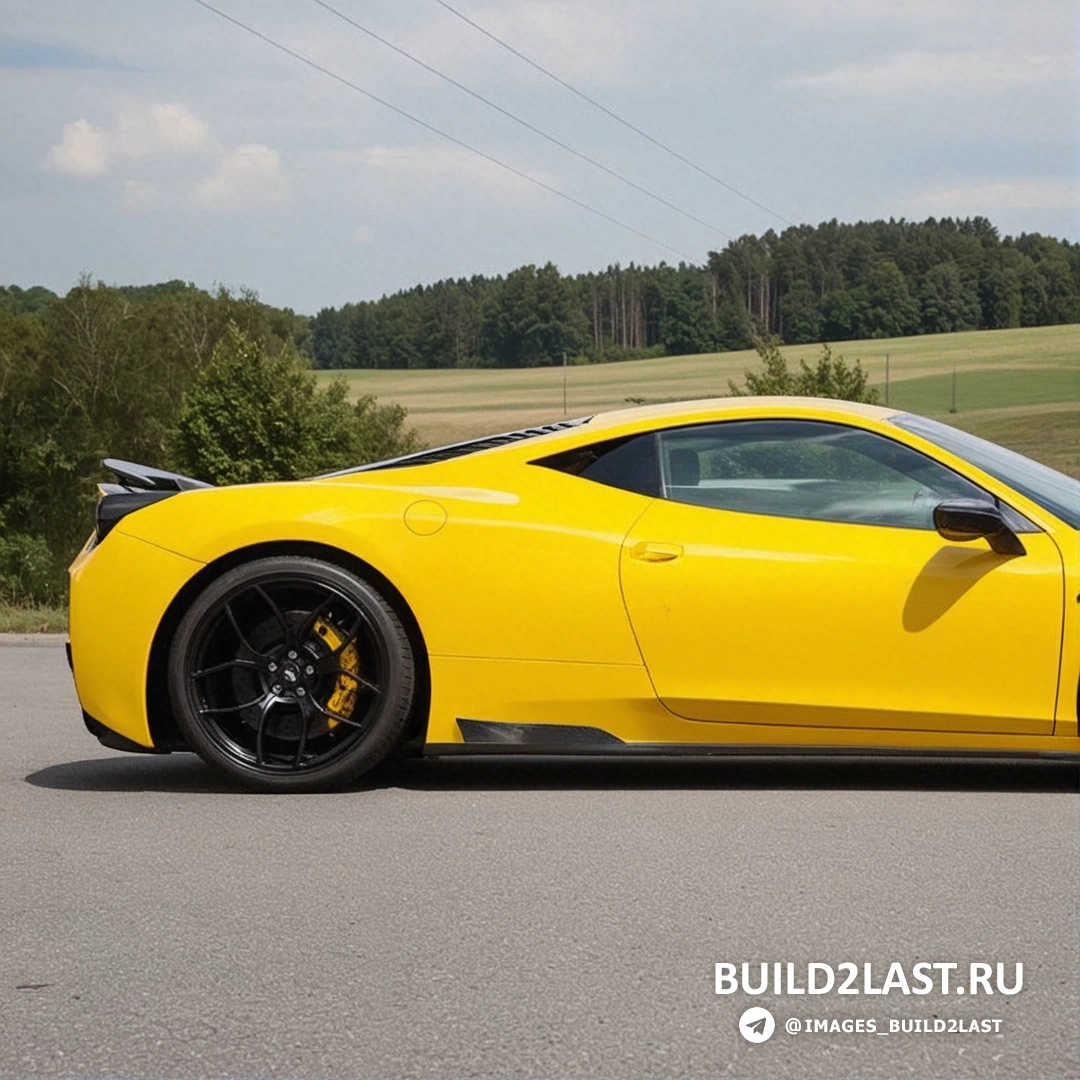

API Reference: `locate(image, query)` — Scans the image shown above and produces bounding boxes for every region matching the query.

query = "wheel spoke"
[190,658,263,681]
[309,697,365,730]
[254,695,276,767]
[326,611,370,657]
[340,670,379,695]
[254,585,292,646]
[295,594,340,648]
[224,601,267,659]
[316,659,379,695]
[199,692,268,716]
[293,694,316,767]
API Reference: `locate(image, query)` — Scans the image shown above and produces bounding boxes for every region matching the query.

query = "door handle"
[629,541,683,563]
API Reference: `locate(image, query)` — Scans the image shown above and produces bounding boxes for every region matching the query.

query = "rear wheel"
[169,557,414,792]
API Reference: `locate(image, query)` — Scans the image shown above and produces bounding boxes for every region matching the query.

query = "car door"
[618,419,1064,735]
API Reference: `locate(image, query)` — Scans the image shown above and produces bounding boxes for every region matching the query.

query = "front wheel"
[169,557,414,792]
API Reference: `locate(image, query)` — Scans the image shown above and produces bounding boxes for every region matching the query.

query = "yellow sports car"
[68,397,1080,791]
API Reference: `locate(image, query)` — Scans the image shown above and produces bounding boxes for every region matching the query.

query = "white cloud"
[788,49,1072,95]
[43,101,213,176]
[43,103,287,214]
[352,225,374,243]
[43,118,110,176]
[905,178,1079,214]
[192,144,288,210]
[113,102,212,159]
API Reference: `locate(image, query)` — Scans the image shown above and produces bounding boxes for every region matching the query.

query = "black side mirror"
[933,499,1026,556]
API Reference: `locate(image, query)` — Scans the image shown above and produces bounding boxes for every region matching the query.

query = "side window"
[536,434,660,497]
[656,420,997,529]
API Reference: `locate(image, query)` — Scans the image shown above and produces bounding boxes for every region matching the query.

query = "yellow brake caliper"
[312,619,360,729]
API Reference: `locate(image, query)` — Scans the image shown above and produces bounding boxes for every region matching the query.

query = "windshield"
[890,414,1080,529]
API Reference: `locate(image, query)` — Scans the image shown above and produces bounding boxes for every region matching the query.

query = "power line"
[435,0,793,229]
[309,0,733,241]
[189,0,695,260]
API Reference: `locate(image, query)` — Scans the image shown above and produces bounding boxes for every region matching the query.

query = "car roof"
[583,395,899,433]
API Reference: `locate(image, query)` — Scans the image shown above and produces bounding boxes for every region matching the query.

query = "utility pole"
[562,351,567,416]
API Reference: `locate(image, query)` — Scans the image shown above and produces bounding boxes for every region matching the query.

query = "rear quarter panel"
[114,463,649,665]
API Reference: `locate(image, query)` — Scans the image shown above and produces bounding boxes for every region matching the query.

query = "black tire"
[169,557,414,792]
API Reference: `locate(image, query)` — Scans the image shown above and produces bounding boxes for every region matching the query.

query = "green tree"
[779,280,822,343]
[729,336,879,403]
[168,324,418,485]
[979,254,1023,329]
[311,306,352,368]
[2,282,203,591]
[0,284,59,315]
[715,297,754,351]
[304,219,1080,367]
[820,288,868,340]
[918,262,981,334]
[797,343,879,401]
[0,281,365,604]
[652,264,717,355]
[484,264,586,367]
[857,260,921,338]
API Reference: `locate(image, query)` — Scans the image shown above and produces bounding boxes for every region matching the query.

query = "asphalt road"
[2,639,1078,1080]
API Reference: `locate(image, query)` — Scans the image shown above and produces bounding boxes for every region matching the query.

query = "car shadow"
[25,755,249,794]
[25,753,1080,795]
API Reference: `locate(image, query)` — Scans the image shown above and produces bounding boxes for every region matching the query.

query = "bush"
[168,324,419,485]
[729,337,879,403]
[0,521,56,606]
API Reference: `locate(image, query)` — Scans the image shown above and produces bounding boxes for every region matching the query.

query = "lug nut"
[304,665,315,676]
[267,662,277,672]
[297,687,306,697]
[288,651,297,660]
[271,683,282,694]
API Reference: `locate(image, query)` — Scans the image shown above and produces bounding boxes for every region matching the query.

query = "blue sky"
[1,0,1076,312]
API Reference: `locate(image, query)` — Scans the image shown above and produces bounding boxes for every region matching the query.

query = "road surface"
[2,639,1077,1079]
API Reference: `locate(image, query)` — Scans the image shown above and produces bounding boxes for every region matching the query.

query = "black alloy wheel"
[169,557,414,792]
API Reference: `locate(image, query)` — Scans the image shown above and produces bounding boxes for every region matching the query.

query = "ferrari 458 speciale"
[68,397,1080,790]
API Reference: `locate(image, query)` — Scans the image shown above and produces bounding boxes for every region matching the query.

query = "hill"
[319,324,1080,476]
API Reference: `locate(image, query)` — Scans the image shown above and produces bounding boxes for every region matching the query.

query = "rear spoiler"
[95,460,213,542]
[102,459,213,492]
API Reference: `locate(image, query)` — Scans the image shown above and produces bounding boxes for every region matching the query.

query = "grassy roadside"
[0,603,68,634]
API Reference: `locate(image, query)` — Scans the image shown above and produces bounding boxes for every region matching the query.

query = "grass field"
[0,603,68,634]
[321,325,1079,475]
